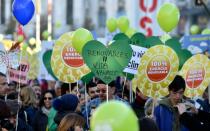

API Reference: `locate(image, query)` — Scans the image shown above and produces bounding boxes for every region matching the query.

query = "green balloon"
[190,25,200,35]
[113,33,129,41]
[178,49,192,70]
[42,30,49,40]
[145,36,163,48]
[201,28,210,35]
[17,35,24,42]
[72,28,93,54]
[165,38,181,51]
[91,101,139,131]
[130,33,146,46]
[160,33,171,43]
[81,72,95,84]
[125,28,136,38]
[21,43,28,51]
[106,18,117,33]
[43,50,58,80]
[55,21,61,28]
[117,16,129,33]
[122,72,134,80]
[157,3,180,32]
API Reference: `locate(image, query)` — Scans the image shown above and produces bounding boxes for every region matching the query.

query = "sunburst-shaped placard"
[179,54,210,98]
[136,45,179,98]
[51,32,90,83]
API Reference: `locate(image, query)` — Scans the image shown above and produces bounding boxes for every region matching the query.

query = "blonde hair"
[58,113,85,131]
[20,86,37,107]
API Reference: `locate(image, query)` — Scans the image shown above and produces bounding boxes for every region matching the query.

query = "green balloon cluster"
[117,16,129,33]
[91,101,139,131]
[72,28,93,54]
[106,17,117,33]
[125,28,137,38]
[157,3,180,32]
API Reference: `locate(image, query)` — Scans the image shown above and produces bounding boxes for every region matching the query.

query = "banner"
[182,34,210,55]
[123,45,147,74]
[9,62,29,84]
[82,40,132,84]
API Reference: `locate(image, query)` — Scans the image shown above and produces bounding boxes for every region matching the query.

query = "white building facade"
[0,0,209,39]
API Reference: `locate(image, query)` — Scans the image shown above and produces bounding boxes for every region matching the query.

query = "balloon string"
[122,74,127,99]
[69,83,72,94]
[16,43,23,131]
[129,80,133,103]
[76,81,79,97]
[6,51,10,99]
[106,84,109,102]
[84,83,89,128]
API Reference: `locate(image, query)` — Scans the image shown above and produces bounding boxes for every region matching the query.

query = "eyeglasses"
[44,97,52,100]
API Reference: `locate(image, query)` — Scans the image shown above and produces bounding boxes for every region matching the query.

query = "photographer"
[6,100,33,131]
[177,102,210,131]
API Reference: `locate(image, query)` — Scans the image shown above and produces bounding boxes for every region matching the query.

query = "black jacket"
[180,110,210,131]
[32,110,48,131]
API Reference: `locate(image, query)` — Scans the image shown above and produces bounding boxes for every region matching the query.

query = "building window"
[66,0,73,25]
[98,7,106,28]
[0,0,5,24]
[117,0,126,17]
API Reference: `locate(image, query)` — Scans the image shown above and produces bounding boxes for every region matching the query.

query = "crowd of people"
[0,71,210,131]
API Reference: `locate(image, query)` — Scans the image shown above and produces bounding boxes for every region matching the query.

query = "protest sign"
[82,40,132,84]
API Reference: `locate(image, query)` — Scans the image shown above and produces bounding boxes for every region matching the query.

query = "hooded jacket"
[154,97,188,131]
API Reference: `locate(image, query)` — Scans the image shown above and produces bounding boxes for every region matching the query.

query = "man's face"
[0,76,8,95]
[88,86,98,99]
[55,87,61,97]
[169,88,184,105]
[96,84,115,101]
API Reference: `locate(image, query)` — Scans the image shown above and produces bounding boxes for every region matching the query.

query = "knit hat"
[53,94,79,112]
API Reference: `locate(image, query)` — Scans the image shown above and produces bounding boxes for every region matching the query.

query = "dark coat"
[32,110,48,131]
[180,110,210,131]
[17,118,33,131]
[131,100,145,119]
[18,106,37,126]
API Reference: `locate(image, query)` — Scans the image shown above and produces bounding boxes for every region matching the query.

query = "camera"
[0,119,14,131]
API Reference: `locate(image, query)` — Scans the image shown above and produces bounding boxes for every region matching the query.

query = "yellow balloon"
[1,39,14,51]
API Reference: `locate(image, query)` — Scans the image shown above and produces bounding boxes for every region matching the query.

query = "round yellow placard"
[179,54,210,98]
[51,32,90,83]
[136,45,179,98]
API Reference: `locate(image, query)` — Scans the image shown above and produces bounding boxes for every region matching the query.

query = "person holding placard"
[82,79,127,129]
[154,75,189,131]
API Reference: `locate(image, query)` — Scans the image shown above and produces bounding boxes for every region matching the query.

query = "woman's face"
[74,126,83,131]
[43,93,53,109]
